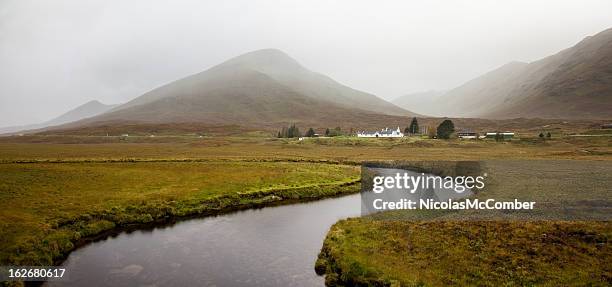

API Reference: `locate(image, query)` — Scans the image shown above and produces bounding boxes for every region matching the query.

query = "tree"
[305,128,316,137]
[281,127,288,138]
[277,124,301,138]
[323,127,344,137]
[546,132,551,138]
[427,127,437,139]
[332,127,344,137]
[287,124,300,138]
[495,132,503,142]
[405,117,419,135]
[436,119,455,139]
[539,132,545,138]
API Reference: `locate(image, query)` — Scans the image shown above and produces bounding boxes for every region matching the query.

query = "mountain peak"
[426,27,612,119]
[42,48,415,133]
[216,48,305,74]
[82,100,105,106]
[240,48,291,58]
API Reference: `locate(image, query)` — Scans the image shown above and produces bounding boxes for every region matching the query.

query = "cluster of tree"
[436,119,455,139]
[276,125,354,138]
[277,124,301,138]
[305,128,316,137]
[325,127,344,137]
[404,117,419,135]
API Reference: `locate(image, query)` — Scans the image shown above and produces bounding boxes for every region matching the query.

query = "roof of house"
[485,132,515,135]
[358,127,402,135]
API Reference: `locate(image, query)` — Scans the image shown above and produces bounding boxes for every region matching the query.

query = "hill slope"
[434,28,612,119]
[52,49,415,132]
[46,100,119,126]
[391,90,446,117]
[0,100,117,134]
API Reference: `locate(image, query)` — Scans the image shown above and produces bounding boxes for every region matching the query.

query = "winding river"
[49,169,470,287]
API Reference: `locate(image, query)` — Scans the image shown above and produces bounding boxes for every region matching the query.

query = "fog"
[1,0,612,126]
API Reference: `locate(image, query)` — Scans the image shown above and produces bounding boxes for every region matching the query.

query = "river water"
[50,169,470,287]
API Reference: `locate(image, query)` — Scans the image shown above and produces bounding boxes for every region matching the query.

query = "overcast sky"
[1,0,612,126]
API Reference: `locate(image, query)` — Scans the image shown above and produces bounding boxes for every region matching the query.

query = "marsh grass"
[0,161,359,267]
[0,135,609,286]
[0,135,610,162]
[318,219,611,286]
[317,160,612,286]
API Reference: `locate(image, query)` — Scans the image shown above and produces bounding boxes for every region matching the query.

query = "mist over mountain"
[0,100,117,134]
[391,90,446,117]
[46,100,119,126]
[430,28,612,119]
[11,26,612,136]
[47,49,416,133]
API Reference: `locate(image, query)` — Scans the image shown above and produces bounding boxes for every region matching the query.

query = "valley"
[0,21,610,287]
[0,133,610,283]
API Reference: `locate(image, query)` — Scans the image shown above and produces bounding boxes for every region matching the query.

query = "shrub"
[436,120,455,139]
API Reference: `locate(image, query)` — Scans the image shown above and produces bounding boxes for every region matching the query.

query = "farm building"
[457,131,478,139]
[357,127,404,138]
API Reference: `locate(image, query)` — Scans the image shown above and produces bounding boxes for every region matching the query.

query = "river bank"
[0,161,360,277]
[315,160,612,286]
[46,184,367,286]
[316,219,611,286]
[2,137,610,286]
[56,178,360,259]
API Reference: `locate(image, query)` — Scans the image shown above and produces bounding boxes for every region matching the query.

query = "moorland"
[0,129,610,286]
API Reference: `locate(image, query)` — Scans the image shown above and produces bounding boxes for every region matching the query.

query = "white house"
[457,132,477,139]
[457,130,477,139]
[357,127,404,138]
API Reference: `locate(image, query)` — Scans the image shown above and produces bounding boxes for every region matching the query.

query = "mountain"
[391,90,446,117]
[431,62,529,117]
[45,100,119,126]
[433,28,612,119]
[0,100,117,134]
[47,49,416,133]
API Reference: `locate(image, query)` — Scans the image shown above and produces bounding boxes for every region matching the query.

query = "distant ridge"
[431,28,612,119]
[42,49,417,134]
[0,100,117,134]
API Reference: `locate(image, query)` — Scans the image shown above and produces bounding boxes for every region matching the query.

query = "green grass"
[0,134,610,162]
[317,160,612,286]
[0,161,360,266]
[318,220,610,286]
[0,135,610,286]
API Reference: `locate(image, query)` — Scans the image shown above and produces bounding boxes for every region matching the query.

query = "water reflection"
[51,168,467,287]
[51,193,362,287]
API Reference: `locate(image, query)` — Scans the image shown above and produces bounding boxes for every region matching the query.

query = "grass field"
[316,160,612,286]
[0,134,610,162]
[0,161,359,266]
[0,134,610,286]
[317,220,610,286]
